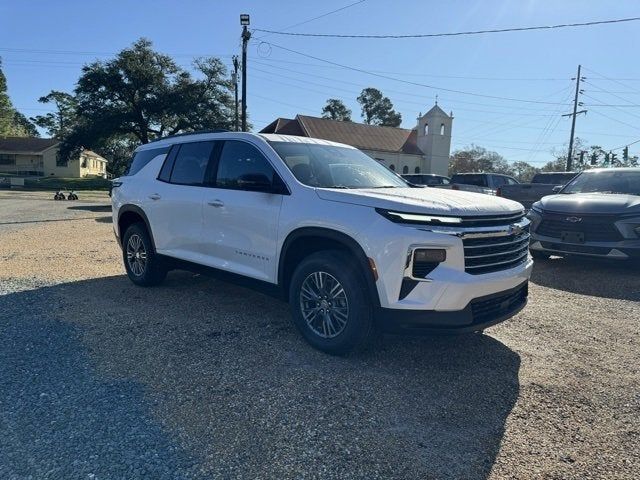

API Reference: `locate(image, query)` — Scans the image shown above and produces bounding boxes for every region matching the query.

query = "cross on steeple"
[435,94,438,105]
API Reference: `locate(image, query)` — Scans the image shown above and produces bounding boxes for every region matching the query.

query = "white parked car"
[111,132,532,354]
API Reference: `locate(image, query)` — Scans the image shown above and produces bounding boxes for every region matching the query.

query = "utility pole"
[232,55,239,131]
[562,65,587,171]
[240,14,251,132]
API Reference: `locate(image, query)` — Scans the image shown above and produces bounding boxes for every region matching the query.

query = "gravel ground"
[0,191,638,479]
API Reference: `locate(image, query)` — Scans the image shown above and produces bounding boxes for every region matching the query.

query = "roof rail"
[147,129,230,144]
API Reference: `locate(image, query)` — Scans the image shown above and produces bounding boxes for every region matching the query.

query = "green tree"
[511,161,539,182]
[0,58,38,137]
[321,98,351,121]
[448,145,513,176]
[59,38,235,165]
[356,88,401,127]
[31,91,78,138]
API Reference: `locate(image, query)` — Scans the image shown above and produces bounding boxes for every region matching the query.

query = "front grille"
[463,227,530,275]
[540,242,612,255]
[471,283,528,323]
[536,213,622,242]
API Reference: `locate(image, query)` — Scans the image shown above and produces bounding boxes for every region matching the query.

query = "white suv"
[111,131,532,354]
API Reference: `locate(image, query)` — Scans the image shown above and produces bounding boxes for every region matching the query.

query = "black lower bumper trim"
[375,282,528,334]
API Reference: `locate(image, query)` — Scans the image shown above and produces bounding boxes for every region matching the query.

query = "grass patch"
[23,177,111,191]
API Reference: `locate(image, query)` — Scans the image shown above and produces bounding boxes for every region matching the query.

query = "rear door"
[201,140,285,282]
[146,141,217,262]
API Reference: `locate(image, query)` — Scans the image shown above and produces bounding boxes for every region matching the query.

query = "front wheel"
[289,250,376,355]
[122,223,167,286]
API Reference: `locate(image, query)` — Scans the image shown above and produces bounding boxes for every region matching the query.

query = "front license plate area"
[560,231,584,243]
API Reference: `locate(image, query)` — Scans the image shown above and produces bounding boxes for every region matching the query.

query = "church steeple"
[415,102,453,176]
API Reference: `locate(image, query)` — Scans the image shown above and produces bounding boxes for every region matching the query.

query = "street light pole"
[240,14,251,132]
[232,55,239,131]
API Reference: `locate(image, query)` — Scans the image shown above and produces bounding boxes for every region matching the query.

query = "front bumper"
[375,281,528,334]
[530,236,640,259]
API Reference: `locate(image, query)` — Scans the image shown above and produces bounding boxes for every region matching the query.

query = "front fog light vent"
[412,249,446,278]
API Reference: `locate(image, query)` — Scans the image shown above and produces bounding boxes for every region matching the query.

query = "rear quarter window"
[127,146,170,176]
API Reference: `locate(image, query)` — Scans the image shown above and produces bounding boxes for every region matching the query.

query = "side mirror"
[237,173,274,192]
[552,185,563,193]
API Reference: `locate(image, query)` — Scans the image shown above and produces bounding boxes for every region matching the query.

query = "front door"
[201,140,284,282]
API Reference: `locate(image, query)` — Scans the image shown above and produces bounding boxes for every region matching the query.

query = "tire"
[122,222,167,286]
[530,249,551,260]
[289,250,376,355]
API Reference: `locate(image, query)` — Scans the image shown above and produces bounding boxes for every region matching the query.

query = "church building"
[260,103,453,176]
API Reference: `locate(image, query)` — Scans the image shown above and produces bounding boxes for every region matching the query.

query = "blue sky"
[1,0,639,165]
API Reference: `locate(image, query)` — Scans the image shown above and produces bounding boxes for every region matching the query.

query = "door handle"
[207,199,224,207]
[149,193,161,200]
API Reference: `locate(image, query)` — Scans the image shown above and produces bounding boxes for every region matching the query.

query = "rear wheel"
[289,250,376,355]
[122,223,167,286]
[530,249,551,260]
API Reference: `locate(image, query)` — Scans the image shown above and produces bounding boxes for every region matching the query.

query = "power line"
[254,56,569,81]
[253,16,640,38]
[254,0,366,40]
[252,58,570,111]
[250,63,565,116]
[261,41,572,105]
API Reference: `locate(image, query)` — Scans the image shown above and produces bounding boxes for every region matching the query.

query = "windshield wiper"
[366,185,399,189]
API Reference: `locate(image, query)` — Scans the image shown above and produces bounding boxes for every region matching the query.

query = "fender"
[278,227,381,307]
[117,204,156,251]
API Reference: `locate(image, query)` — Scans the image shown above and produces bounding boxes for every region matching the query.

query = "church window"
[389,164,395,171]
[424,123,428,135]
[415,166,420,173]
[402,165,409,174]
[440,123,445,135]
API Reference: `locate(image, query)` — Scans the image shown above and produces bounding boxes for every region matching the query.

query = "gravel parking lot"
[0,190,638,479]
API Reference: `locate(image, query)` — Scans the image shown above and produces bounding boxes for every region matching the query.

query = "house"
[0,137,108,178]
[260,103,453,176]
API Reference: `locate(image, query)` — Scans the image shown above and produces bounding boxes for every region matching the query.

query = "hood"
[539,193,640,215]
[315,187,523,216]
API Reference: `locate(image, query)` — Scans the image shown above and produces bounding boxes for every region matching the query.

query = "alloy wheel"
[299,271,349,338]
[126,234,147,276]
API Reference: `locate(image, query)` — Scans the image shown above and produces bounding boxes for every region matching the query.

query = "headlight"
[377,209,462,225]
[530,203,543,214]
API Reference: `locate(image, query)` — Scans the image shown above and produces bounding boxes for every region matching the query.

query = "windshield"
[561,170,640,195]
[268,141,408,189]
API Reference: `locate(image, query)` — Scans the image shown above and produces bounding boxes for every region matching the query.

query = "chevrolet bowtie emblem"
[509,224,524,235]
[565,216,582,223]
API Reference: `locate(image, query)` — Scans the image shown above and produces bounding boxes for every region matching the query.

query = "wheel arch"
[117,204,156,251]
[278,227,380,307]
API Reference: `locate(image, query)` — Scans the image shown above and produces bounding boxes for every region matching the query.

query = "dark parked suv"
[528,168,640,261]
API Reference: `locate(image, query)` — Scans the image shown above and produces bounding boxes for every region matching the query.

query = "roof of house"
[0,137,59,153]
[260,115,423,155]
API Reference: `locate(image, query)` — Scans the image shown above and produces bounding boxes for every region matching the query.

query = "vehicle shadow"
[531,256,640,301]
[67,205,112,212]
[0,272,520,479]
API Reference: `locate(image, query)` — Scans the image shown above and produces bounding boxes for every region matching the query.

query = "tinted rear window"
[532,173,576,184]
[127,146,170,176]
[451,174,487,187]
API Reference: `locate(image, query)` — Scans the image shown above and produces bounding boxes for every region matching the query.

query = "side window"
[127,146,170,176]
[169,141,216,186]
[506,177,518,185]
[492,175,506,187]
[216,140,276,190]
[157,144,179,182]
